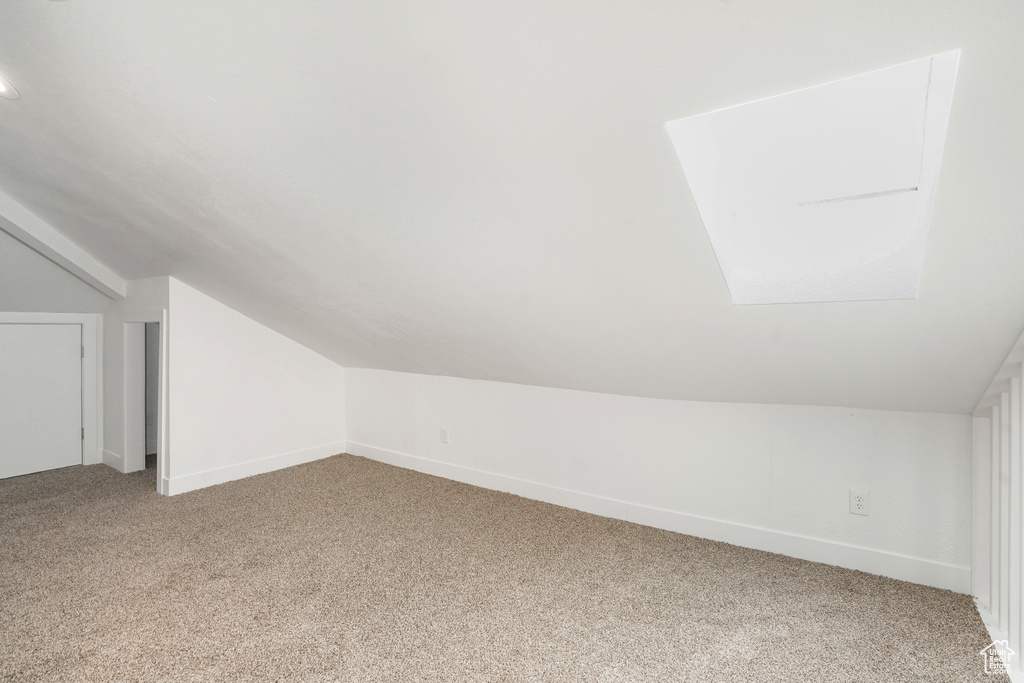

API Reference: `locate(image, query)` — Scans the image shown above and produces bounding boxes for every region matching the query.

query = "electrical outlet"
[440,427,450,444]
[850,489,870,516]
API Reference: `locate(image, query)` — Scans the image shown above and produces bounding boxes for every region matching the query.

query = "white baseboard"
[346,441,971,594]
[166,441,347,496]
[101,449,124,472]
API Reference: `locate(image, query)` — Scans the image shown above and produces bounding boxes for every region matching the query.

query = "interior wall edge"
[0,190,126,300]
[101,449,124,473]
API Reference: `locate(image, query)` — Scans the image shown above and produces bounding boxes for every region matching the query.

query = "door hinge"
[81,427,85,440]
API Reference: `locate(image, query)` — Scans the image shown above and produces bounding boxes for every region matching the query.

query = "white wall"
[166,278,346,494]
[0,230,113,314]
[347,369,972,592]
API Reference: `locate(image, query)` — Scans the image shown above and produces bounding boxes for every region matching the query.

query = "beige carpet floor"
[0,454,1004,682]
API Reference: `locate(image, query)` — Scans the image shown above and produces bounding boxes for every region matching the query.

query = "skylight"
[666,50,960,305]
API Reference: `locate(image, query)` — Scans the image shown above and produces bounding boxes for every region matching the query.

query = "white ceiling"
[0,1,1021,414]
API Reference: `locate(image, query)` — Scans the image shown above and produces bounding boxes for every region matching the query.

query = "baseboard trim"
[166,441,347,496]
[346,441,971,594]
[101,449,124,472]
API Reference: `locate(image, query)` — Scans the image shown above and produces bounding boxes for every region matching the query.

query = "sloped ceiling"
[0,230,111,313]
[0,1,1021,414]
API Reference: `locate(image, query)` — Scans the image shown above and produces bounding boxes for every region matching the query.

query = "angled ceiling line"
[0,190,126,300]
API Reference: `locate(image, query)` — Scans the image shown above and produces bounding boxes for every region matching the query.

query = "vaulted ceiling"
[1,1,1022,414]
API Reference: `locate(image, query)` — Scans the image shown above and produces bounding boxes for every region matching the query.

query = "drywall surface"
[346,368,972,591]
[0,229,111,313]
[167,278,346,494]
[2,3,1022,415]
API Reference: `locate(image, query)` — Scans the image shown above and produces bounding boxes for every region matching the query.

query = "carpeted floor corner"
[0,454,1005,682]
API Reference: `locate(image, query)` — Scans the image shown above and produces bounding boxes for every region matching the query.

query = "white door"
[0,324,82,479]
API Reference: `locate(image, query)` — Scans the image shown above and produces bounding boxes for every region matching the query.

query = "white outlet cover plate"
[666,50,960,305]
[850,489,870,516]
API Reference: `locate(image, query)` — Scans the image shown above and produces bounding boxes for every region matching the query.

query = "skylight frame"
[666,50,961,305]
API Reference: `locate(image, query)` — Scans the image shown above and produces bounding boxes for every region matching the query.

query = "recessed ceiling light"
[0,74,20,101]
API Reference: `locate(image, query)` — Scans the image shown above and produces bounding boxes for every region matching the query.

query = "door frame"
[123,309,169,494]
[0,313,102,465]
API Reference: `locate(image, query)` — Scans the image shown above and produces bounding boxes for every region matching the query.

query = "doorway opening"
[124,315,165,492]
[145,322,159,470]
